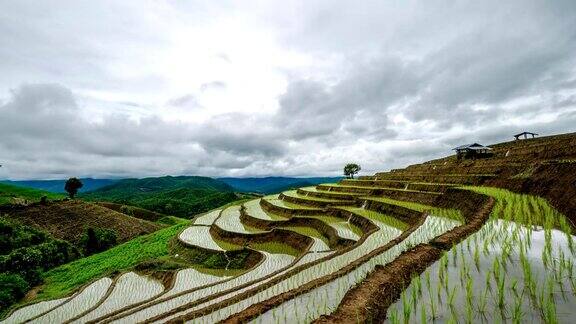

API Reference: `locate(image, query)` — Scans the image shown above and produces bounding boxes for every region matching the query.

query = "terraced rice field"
[3,167,575,323]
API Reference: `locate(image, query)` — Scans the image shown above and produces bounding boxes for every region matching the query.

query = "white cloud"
[0,0,575,180]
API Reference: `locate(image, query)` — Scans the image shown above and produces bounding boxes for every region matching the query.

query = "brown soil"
[0,200,163,245]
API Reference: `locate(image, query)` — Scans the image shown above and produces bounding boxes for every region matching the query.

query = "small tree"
[64,177,83,199]
[344,163,361,179]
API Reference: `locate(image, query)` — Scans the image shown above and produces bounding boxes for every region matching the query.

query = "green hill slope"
[0,183,64,206]
[81,176,239,218]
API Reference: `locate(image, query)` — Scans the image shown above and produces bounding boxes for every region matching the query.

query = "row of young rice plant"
[361,196,464,223]
[72,199,301,323]
[241,199,332,252]
[298,186,364,197]
[72,272,164,323]
[192,209,222,225]
[1,298,71,324]
[113,251,299,323]
[244,199,288,221]
[29,277,113,323]
[162,251,336,323]
[281,190,346,203]
[264,195,322,211]
[279,226,331,252]
[249,213,461,324]
[215,206,265,234]
[386,187,576,324]
[110,202,306,323]
[179,225,229,251]
[188,206,459,323]
[298,215,362,241]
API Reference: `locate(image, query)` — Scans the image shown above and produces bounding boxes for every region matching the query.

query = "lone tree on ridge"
[64,177,83,199]
[344,163,361,179]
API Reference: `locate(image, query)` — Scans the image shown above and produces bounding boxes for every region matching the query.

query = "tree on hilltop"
[64,177,83,199]
[344,163,361,179]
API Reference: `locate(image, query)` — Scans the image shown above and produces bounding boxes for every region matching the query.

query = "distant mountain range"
[0,178,118,193]
[218,176,343,194]
[2,176,343,195]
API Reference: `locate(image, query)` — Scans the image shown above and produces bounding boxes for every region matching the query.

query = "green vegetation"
[362,196,464,222]
[0,273,29,311]
[387,187,575,323]
[344,163,361,179]
[0,217,80,313]
[171,242,255,270]
[36,222,188,300]
[64,177,83,198]
[0,183,64,206]
[80,227,118,255]
[81,176,240,218]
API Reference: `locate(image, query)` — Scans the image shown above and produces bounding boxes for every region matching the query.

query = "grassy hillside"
[0,183,64,206]
[81,176,239,218]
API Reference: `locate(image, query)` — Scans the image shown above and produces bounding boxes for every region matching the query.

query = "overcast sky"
[1,0,575,180]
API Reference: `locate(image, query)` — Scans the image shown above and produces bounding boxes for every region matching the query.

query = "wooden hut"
[514,132,538,140]
[453,143,494,160]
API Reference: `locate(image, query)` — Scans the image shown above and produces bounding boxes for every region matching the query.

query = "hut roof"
[452,143,492,151]
[514,131,538,137]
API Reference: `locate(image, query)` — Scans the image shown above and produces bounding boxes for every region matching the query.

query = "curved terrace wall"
[296,188,358,201]
[209,225,313,254]
[239,207,353,249]
[259,198,323,217]
[361,200,422,225]
[278,192,357,208]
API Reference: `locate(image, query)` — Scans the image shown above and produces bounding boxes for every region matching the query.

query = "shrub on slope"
[0,217,80,313]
